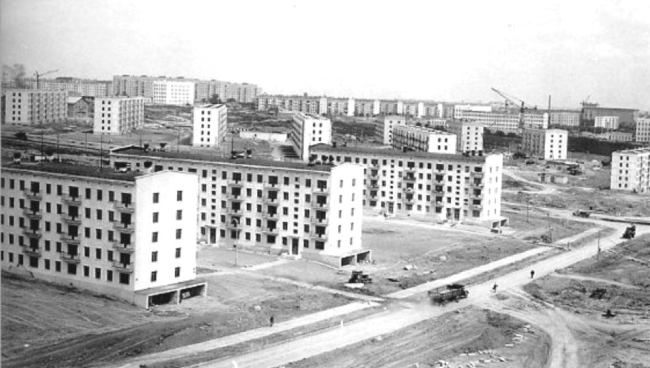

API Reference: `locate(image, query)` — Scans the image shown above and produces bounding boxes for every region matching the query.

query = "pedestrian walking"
[530,270,535,279]
[492,283,498,293]
[269,316,274,327]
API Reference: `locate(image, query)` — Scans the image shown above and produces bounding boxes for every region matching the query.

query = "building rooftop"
[395,125,455,135]
[310,144,490,162]
[2,162,141,182]
[67,96,83,104]
[615,147,650,155]
[196,104,225,109]
[294,112,329,121]
[111,147,334,172]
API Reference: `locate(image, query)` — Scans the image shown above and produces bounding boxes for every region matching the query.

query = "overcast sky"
[1,0,648,109]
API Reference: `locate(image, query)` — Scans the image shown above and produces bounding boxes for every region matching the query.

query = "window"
[83,265,90,277]
[152,232,158,243]
[175,248,181,258]
[177,191,183,201]
[151,271,157,282]
[153,212,159,223]
[95,248,101,260]
[95,268,101,279]
[176,229,182,239]
[152,251,158,262]
[176,210,182,220]
[174,267,180,278]
[153,193,159,203]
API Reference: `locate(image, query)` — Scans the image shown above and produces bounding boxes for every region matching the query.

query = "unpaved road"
[183,220,644,368]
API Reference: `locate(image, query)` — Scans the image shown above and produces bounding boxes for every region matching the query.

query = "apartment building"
[110,148,369,267]
[635,118,650,143]
[447,120,484,153]
[27,78,113,97]
[67,96,94,119]
[192,104,228,148]
[392,125,457,154]
[594,116,620,130]
[291,112,332,160]
[354,99,375,117]
[310,144,507,229]
[113,75,158,98]
[4,89,67,125]
[611,148,650,193]
[376,115,406,145]
[549,110,581,127]
[581,103,638,126]
[599,132,634,142]
[453,104,492,118]
[257,95,327,115]
[93,97,146,135]
[454,110,548,133]
[522,129,568,160]
[152,80,196,106]
[0,163,204,308]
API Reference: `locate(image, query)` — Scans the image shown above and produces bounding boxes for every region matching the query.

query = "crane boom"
[34,69,59,89]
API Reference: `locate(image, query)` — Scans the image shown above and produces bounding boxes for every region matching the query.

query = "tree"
[209,94,221,104]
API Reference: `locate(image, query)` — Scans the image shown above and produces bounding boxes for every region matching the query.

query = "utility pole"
[40,130,44,166]
[597,230,601,258]
[57,134,60,162]
[526,195,530,223]
[547,213,553,243]
[100,134,103,171]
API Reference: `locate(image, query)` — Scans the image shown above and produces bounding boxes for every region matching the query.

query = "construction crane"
[34,69,58,89]
[491,87,537,129]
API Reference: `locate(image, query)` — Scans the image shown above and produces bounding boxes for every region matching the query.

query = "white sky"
[1,0,649,109]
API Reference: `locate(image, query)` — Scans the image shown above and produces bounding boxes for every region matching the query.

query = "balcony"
[370,162,380,169]
[310,232,328,241]
[61,195,82,205]
[23,228,42,238]
[23,208,42,219]
[314,186,329,194]
[23,190,43,200]
[311,215,328,224]
[369,182,380,189]
[404,196,415,204]
[226,193,244,202]
[60,252,81,264]
[403,174,417,182]
[112,242,135,253]
[262,211,278,219]
[471,172,485,179]
[114,201,135,213]
[62,215,82,225]
[263,196,279,204]
[432,188,445,195]
[226,207,242,215]
[435,201,445,207]
[112,261,134,273]
[262,227,279,235]
[61,234,81,244]
[404,167,417,174]
[264,182,281,190]
[23,247,42,257]
[312,200,328,208]
[113,222,135,233]
[471,181,484,188]
[228,180,244,188]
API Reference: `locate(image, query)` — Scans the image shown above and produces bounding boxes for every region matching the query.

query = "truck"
[428,284,469,304]
[572,210,591,218]
[622,225,636,239]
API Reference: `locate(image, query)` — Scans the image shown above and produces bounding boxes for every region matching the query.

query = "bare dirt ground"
[1,271,353,368]
[285,306,550,368]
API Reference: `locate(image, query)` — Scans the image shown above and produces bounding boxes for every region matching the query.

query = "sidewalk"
[116,301,380,368]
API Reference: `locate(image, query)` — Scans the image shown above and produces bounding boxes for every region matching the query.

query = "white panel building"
[595,116,620,130]
[152,80,196,105]
[610,148,650,193]
[192,104,228,148]
[447,120,485,153]
[522,129,568,160]
[93,97,146,135]
[392,125,457,154]
[291,112,332,160]
[4,89,67,125]
[376,115,406,145]
[635,118,650,143]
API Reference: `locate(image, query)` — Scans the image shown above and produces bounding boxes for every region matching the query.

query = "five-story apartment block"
[376,115,406,145]
[310,144,507,229]
[110,148,369,267]
[392,125,457,154]
[93,97,146,135]
[4,89,67,125]
[447,120,485,153]
[192,104,228,148]
[522,128,568,160]
[0,163,203,307]
[291,112,332,160]
[611,148,650,193]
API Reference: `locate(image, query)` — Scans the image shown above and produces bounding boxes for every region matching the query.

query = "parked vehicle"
[349,270,372,284]
[428,284,469,304]
[623,225,636,239]
[572,210,591,218]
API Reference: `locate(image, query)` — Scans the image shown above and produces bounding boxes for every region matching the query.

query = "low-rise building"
[0,162,204,308]
[4,89,67,125]
[594,116,620,130]
[376,115,406,145]
[110,148,369,267]
[611,148,650,193]
[636,118,650,143]
[598,132,634,142]
[392,125,457,154]
[310,144,507,229]
[291,112,332,160]
[454,110,548,133]
[93,97,145,135]
[549,110,581,127]
[192,104,228,148]
[447,120,485,153]
[152,80,195,106]
[522,128,568,160]
[67,96,94,119]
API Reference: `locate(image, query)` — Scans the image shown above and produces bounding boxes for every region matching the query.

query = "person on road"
[530,270,535,279]
[492,283,498,293]
[269,316,274,327]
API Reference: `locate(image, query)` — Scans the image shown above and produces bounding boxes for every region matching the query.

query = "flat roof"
[196,104,225,109]
[310,144,490,162]
[615,147,650,155]
[111,147,333,172]
[2,162,141,182]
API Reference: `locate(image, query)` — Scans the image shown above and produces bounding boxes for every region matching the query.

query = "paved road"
[193,221,643,368]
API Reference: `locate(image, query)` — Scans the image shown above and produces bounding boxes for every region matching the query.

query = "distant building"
[454,110,548,133]
[549,110,581,127]
[522,129,568,160]
[310,144,507,229]
[598,131,634,142]
[0,163,204,308]
[257,95,327,115]
[93,97,145,135]
[635,118,650,143]
[392,125,457,154]
[28,78,113,97]
[152,80,195,105]
[447,120,485,153]
[192,104,228,148]
[110,148,369,267]
[611,148,650,193]
[453,104,492,118]
[581,103,638,127]
[291,112,332,160]
[4,89,67,125]
[376,115,406,145]
[354,99,375,117]
[67,96,94,119]
[594,116,620,130]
